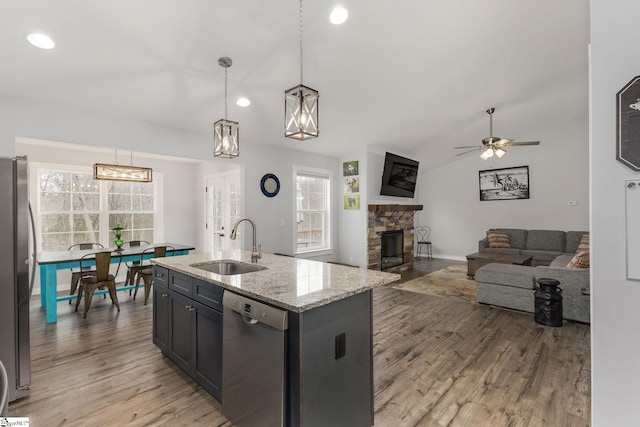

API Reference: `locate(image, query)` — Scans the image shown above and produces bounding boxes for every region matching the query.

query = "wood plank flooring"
[9,259,590,426]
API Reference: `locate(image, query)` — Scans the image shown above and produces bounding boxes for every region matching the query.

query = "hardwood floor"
[10,259,591,426]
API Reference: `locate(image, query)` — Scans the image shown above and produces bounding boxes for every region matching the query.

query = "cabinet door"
[152,283,170,353]
[192,300,223,402]
[168,290,194,372]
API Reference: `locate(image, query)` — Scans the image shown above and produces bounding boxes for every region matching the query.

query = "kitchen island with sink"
[152,250,400,427]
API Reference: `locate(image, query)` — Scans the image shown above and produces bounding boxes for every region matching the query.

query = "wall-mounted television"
[380,152,419,198]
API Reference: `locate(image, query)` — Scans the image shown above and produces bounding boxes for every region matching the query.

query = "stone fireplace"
[367,204,423,271]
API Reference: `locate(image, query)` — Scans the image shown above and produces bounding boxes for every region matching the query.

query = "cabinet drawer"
[153,266,168,286]
[193,279,223,312]
[169,271,193,297]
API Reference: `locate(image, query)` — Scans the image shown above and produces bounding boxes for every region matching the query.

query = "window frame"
[292,165,333,257]
[31,162,163,253]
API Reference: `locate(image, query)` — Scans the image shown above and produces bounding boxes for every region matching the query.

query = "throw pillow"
[577,233,590,252]
[487,231,511,248]
[567,250,590,269]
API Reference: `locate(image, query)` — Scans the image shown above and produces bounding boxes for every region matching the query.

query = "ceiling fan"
[454,108,540,159]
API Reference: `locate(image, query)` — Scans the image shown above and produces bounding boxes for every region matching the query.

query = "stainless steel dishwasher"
[222,290,289,427]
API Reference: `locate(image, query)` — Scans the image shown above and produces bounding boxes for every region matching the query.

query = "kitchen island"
[152,250,400,427]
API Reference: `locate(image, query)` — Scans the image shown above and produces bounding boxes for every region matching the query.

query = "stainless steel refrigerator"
[0,156,32,405]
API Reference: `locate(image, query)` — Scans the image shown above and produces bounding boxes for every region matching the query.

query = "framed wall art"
[617,76,640,171]
[343,177,359,193]
[479,166,530,201]
[344,195,360,210]
[343,160,359,176]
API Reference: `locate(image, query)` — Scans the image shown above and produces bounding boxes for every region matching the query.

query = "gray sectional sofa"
[475,229,590,323]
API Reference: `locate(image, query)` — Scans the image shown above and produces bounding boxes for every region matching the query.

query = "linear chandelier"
[284,0,319,140]
[93,149,152,182]
[214,57,239,158]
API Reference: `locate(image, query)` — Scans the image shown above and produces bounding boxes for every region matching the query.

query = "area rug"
[392,264,477,303]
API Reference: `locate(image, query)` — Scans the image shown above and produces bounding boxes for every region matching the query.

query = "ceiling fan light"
[480,148,494,160]
[495,147,506,158]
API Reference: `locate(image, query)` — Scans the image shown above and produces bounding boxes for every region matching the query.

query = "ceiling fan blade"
[453,145,482,149]
[494,138,512,146]
[502,141,540,146]
[456,148,481,156]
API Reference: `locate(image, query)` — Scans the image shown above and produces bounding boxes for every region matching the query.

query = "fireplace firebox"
[381,230,404,270]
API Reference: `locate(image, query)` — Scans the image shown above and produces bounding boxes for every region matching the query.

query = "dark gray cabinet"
[152,267,223,402]
[152,283,170,352]
[152,267,169,352]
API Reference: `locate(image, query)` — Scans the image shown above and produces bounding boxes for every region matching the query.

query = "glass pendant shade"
[480,147,494,160]
[214,118,239,158]
[285,84,319,140]
[213,56,239,158]
[93,163,153,182]
[495,147,506,158]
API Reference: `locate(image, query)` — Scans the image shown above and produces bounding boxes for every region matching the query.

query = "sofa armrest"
[535,266,590,323]
[535,266,589,289]
[479,238,488,252]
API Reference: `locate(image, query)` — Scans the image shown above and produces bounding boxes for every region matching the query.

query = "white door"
[205,171,241,252]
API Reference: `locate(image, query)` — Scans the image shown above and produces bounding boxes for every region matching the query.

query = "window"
[294,166,332,254]
[106,181,155,243]
[38,167,156,252]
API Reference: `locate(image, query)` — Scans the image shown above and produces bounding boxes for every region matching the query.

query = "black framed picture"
[479,166,530,201]
[617,76,640,171]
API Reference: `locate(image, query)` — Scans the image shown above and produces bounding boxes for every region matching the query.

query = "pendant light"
[94,148,152,182]
[285,0,319,140]
[214,57,239,158]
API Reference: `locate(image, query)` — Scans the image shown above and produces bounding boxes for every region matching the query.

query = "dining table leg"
[40,264,58,323]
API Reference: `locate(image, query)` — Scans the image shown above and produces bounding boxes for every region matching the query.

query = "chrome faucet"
[230,218,262,263]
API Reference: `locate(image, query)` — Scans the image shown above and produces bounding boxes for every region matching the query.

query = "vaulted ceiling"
[0,1,590,166]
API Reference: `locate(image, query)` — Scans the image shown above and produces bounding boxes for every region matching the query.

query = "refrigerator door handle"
[28,202,36,297]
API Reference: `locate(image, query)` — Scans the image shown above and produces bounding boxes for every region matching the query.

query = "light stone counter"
[152,250,400,312]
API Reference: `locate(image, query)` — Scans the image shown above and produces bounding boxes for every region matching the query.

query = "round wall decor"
[260,173,280,197]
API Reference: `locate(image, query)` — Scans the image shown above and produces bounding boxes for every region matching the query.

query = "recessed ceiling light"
[330,6,348,25]
[236,97,251,107]
[27,33,55,49]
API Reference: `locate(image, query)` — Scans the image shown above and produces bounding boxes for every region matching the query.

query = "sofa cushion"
[567,250,590,269]
[489,228,528,249]
[566,231,589,253]
[550,253,574,268]
[475,263,536,290]
[521,250,563,267]
[487,231,511,248]
[526,230,566,252]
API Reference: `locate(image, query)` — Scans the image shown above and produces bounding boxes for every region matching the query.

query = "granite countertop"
[152,250,401,312]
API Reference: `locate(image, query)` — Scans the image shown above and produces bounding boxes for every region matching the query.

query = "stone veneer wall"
[367,204,423,271]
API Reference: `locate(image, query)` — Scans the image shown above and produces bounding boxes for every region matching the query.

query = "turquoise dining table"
[37,242,195,323]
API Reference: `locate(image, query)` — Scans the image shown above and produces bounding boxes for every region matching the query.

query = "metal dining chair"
[122,240,150,289]
[415,226,433,259]
[75,250,123,318]
[68,242,104,304]
[134,245,174,305]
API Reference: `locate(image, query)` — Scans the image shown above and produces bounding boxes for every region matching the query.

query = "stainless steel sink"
[190,260,267,275]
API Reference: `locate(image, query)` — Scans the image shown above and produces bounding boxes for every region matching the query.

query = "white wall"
[591,0,640,424]
[337,149,368,267]
[15,138,200,294]
[0,94,342,265]
[195,144,340,259]
[416,112,589,259]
